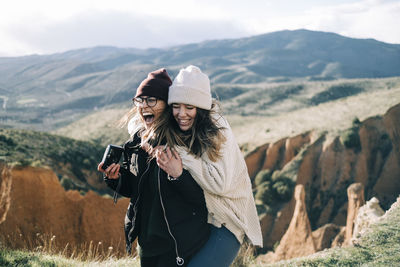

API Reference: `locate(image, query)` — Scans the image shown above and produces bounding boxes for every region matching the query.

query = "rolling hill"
[53,76,400,153]
[1,29,400,131]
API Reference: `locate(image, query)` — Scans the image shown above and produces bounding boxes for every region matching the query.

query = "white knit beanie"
[168,65,212,110]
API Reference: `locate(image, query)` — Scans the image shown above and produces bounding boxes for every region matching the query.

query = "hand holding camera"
[98,144,124,179]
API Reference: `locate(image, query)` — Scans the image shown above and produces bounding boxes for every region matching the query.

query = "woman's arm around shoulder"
[155,146,206,206]
[178,116,248,196]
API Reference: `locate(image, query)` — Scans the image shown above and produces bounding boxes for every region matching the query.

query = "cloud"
[245,0,400,44]
[3,10,249,56]
[0,0,398,56]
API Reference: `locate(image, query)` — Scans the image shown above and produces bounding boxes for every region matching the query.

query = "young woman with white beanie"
[155,65,263,267]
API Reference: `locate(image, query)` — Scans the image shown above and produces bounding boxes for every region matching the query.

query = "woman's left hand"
[155,146,183,179]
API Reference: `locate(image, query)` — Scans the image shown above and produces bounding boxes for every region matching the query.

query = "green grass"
[0,249,61,267]
[0,248,141,267]
[0,242,254,267]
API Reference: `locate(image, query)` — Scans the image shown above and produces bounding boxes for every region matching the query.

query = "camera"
[101,144,124,171]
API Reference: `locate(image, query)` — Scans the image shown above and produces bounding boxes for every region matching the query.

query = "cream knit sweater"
[176,116,263,247]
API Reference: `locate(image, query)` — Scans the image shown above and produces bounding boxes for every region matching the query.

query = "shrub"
[0,134,15,146]
[60,176,75,191]
[254,169,272,186]
[309,84,364,105]
[256,204,267,215]
[18,158,32,166]
[256,171,296,206]
[341,128,361,151]
[212,86,247,101]
[352,117,361,127]
[272,177,295,201]
[255,181,273,205]
[340,117,362,151]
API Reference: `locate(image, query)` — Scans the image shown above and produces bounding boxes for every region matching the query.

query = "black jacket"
[105,133,210,265]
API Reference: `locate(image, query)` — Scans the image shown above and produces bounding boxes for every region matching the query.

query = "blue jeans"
[188,225,240,267]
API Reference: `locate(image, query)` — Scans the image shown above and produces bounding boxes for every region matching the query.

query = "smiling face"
[172,103,197,131]
[136,97,166,129]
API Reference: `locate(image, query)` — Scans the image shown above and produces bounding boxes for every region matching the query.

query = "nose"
[178,106,186,117]
[140,100,149,108]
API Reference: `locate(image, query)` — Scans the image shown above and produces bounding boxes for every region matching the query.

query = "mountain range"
[1,29,400,131]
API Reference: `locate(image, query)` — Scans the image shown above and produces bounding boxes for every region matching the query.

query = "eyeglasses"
[133,97,158,107]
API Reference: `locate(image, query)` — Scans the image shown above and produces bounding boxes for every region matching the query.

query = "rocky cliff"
[247,102,400,259]
[0,164,130,256]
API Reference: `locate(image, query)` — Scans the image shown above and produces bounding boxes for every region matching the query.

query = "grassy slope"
[0,248,141,267]
[0,128,101,166]
[0,128,106,194]
[54,77,400,152]
[1,197,398,266]
[53,107,131,146]
[230,85,400,152]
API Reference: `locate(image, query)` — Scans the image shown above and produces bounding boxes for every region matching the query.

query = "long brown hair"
[162,100,226,162]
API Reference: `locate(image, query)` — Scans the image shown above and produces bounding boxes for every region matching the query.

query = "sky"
[0,0,399,57]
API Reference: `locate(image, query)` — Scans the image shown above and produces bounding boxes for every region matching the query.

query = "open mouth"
[142,112,155,124]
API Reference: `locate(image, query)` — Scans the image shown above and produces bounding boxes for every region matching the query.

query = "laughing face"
[135,97,167,129]
[172,103,197,131]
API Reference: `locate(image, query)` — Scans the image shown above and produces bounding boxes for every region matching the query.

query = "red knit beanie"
[134,68,172,102]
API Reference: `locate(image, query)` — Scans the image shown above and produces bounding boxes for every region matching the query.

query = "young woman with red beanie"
[98,68,210,267]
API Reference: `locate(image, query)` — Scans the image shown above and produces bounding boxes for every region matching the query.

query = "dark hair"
[163,100,226,162]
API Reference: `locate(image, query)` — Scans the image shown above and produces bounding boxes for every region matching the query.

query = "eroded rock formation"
[271,184,316,261]
[245,143,269,180]
[248,103,400,261]
[0,165,130,255]
[345,183,365,245]
[312,223,341,251]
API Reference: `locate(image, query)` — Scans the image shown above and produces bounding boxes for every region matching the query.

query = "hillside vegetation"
[54,77,400,152]
[229,79,400,152]
[0,128,107,194]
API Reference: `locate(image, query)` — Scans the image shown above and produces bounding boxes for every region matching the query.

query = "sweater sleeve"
[178,117,248,196]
